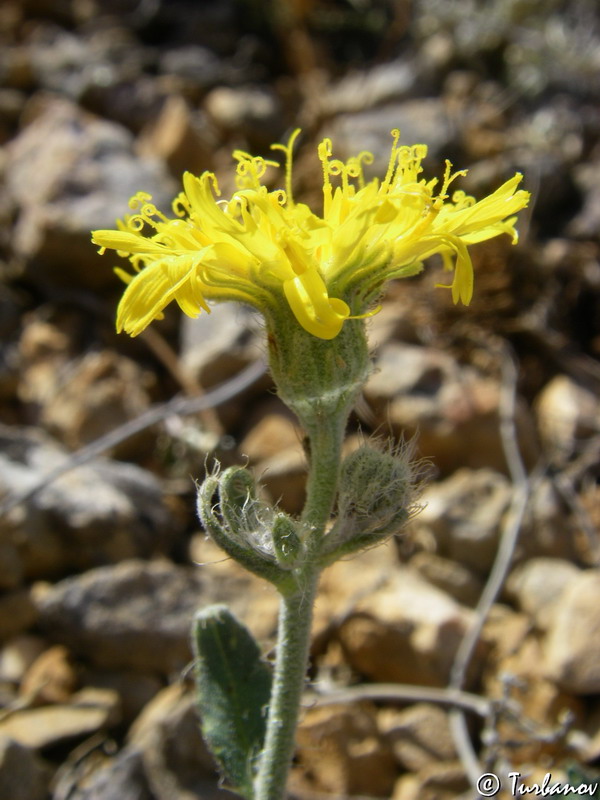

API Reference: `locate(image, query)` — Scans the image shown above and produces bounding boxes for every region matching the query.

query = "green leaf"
[191,605,272,799]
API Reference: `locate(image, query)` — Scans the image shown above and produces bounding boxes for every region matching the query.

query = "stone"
[379,703,457,772]
[0,734,48,800]
[0,588,37,642]
[410,551,484,607]
[187,537,279,643]
[179,302,263,388]
[37,350,154,456]
[20,644,78,705]
[35,557,275,674]
[204,85,282,147]
[324,99,453,177]
[481,604,531,663]
[0,687,120,749]
[336,566,477,687]
[4,95,175,290]
[392,761,468,800]
[295,705,397,797]
[567,158,600,238]
[364,343,537,475]
[0,534,23,590]
[52,747,154,800]
[0,634,46,684]
[320,59,415,115]
[158,45,225,94]
[413,468,512,574]
[506,557,581,631]
[312,539,399,642]
[239,403,303,463]
[518,478,577,561]
[250,446,307,516]
[81,668,162,725]
[483,629,584,763]
[127,682,223,800]
[137,95,213,178]
[238,403,307,514]
[545,570,600,694]
[535,375,600,460]
[0,424,180,576]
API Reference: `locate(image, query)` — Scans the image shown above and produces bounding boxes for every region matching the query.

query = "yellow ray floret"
[92,129,530,339]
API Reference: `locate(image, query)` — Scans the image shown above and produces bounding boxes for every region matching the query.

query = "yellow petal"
[283,268,350,340]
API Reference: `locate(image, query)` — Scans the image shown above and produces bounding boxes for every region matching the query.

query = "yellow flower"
[92,129,529,340]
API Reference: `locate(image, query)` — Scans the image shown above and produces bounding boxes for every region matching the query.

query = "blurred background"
[0,1,599,798]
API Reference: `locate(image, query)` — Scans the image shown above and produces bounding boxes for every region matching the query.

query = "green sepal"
[271,513,303,567]
[191,605,272,799]
[197,475,286,587]
[219,466,259,534]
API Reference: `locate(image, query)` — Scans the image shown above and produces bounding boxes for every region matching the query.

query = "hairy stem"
[253,414,347,800]
[253,572,319,800]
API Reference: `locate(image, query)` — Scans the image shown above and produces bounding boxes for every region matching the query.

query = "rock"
[239,403,303,463]
[81,668,162,725]
[481,604,531,663]
[506,557,581,631]
[535,375,600,460]
[4,95,175,290]
[519,478,577,561]
[319,59,415,115]
[37,350,154,456]
[545,570,600,694]
[483,627,584,763]
[413,469,512,574]
[379,703,457,772]
[250,446,307,516]
[410,551,484,607]
[179,302,262,389]
[127,682,225,800]
[0,534,23,590]
[0,687,120,749]
[16,318,72,409]
[336,567,478,687]
[0,424,180,576]
[324,99,453,177]
[137,95,213,178]
[0,734,48,800]
[20,644,79,705]
[312,539,399,642]
[35,557,274,674]
[52,747,154,800]
[295,705,397,797]
[0,634,46,684]
[569,158,600,238]
[0,589,37,642]
[392,761,468,800]
[364,343,537,475]
[158,45,225,95]
[238,403,307,514]
[204,85,283,147]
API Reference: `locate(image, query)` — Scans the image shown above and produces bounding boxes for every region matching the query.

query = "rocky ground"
[0,1,599,798]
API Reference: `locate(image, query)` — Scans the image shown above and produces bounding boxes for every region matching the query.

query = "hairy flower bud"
[196,464,305,588]
[271,513,303,568]
[320,441,420,562]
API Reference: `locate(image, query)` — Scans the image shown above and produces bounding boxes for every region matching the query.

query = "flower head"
[92,129,529,339]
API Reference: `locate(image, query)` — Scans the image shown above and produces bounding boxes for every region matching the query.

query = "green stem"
[253,572,318,800]
[302,413,347,533]
[253,415,347,800]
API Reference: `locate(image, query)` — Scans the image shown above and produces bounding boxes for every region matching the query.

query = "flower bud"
[196,464,305,588]
[321,441,419,561]
[271,513,303,568]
